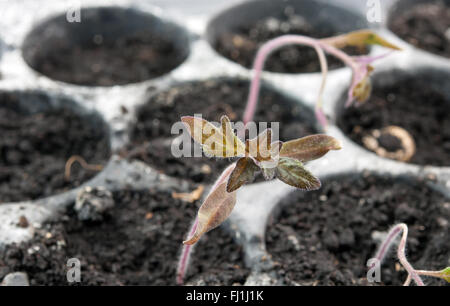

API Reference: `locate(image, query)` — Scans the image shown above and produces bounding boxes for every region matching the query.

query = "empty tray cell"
[388,0,450,59]
[22,6,190,86]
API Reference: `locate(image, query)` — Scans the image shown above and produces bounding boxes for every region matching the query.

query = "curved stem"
[318,40,357,69]
[243,35,328,126]
[243,35,359,128]
[64,155,103,181]
[415,270,445,278]
[374,223,424,286]
[176,218,198,285]
[403,274,412,286]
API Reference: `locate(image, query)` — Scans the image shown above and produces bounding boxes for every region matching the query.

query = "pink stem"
[374,223,424,286]
[243,35,358,126]
[176,218,198,285]
[176,164,236,285]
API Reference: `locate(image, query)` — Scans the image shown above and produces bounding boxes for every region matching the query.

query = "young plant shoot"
[243,30,402,128]
[176,115,341,284]
[372,223,450,286]
[176,29,399,285]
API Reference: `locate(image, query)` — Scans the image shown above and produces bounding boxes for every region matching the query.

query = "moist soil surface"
[0,95,111,203]
[389,1,450,58]
[0,188,249,285]
[266,173,450,286]
[338,76,450,166]
[213,14,368,73]
[26,33,185,86]
[122,80,318,184]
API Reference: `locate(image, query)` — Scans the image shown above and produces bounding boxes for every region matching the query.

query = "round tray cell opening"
[0,91,111,203]
[337,68,450,167]
[388,0,450,59]
[121,79,319,184]
[0,188,250,285]
[265,173,449,286]
[22,7,190,86]
[207,0,369,74]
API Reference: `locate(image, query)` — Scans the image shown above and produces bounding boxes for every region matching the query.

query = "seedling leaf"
[280,135,341,162]
[276,157,321,190]
[220,115,246,157]
[227,157,259,192]
[323,30,401,51]
[183,181,237,245]
[246,128,275,161]
[181,115,245,158]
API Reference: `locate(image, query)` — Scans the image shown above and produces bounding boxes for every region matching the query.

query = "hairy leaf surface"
[280,135,341,162]
[181,115,245,158]
[227,157,259,192]
[276,157,321,190]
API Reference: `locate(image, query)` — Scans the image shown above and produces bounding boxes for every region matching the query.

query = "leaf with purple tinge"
[245,128,275,161]
[181,115,245,158]
[280,134,342,162]
[276,157,321,190]
[227,157,259,192]
[245,129,283,171]
[183,165,237,245]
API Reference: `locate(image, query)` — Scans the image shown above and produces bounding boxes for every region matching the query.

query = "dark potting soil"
[122,80,318,184]
[266,173,450,286]
[0,189,249,285]
[27,33,185,86]
[389,1,450,58]
[338,77,450,166]
[213,15,368,73]
[0,97,110,203]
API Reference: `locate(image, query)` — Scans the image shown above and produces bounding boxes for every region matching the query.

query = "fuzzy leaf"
[245,128,273,161]
[227,157,259,192]
[276,157,321,190]
[220,115,246,157]
[245,129,282,169]
[280,135,341,162]
[181,115,245,158]
[183,181,237,245]
[323,30,401,50]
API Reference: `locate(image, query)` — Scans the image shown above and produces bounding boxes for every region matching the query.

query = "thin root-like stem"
[375,223,423,286]
[373,223,449,286]
[64,155,103,181]
[243,35,359,128]
[176,218,198,285]
[244,35,328,126]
